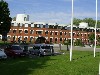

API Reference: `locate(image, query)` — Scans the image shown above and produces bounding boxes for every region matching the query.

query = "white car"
[0,48,7,59]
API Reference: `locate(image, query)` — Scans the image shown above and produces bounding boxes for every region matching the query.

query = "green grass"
[0,50,100,75]
[96,46,100,48]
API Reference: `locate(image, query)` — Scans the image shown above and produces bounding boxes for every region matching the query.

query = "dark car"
[29,44,54,56]
[4,45,26,58]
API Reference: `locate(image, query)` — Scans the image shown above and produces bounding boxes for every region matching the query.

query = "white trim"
[30,36,34,38]
[55,31,58,32]
[50,37,53,39]
[13,29,17,30]
[36,30,43,31]
[24,29,28,31]
[19,29,23,31]
[24,36,28,38]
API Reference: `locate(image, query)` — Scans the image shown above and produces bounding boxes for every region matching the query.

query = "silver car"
[0,48,7,59]
[29,44,54,56]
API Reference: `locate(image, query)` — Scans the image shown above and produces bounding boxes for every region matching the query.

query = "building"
[0,14,100,44]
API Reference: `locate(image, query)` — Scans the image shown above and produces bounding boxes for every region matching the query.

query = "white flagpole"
[70,0,74,61]
[94,0,98,57]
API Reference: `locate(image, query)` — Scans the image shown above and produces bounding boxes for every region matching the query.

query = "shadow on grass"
[0,56,55,75]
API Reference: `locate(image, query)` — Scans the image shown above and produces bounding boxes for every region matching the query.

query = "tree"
[64,40,69,51]
[0,0,12,35]
[88,33,95,44]
[97,37,100,45]
[97,20,100,28]
[83,18,95,27]
[75,39,82,46]
[12,17,16,21]
[73,18,82,26]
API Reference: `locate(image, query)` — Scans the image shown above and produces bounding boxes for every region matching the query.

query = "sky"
[4,0,100,24]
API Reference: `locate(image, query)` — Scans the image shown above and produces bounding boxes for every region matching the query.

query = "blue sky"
[5,0,100,24]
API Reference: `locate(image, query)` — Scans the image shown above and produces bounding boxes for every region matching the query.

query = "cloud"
[29,12,71,24]
[28,11,100,24]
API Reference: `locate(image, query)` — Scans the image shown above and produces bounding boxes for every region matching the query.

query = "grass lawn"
[96,46,100,48]
[0,50,100,75]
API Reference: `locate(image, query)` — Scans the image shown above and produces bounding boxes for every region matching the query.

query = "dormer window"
[24,17,26,21]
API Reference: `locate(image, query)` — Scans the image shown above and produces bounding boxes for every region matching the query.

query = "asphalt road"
[53,45,100,52]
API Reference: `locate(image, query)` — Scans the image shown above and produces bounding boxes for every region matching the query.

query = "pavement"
[53,45,100,52]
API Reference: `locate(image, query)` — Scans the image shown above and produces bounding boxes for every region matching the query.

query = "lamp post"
[94,0,98,57]
[70,0,74,61]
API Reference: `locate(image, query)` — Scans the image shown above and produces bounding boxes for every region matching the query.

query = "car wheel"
[38,53,43,57]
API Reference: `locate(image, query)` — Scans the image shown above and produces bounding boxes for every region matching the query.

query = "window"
[13,30,16,33]
[36,31,42,34]
[24,37,27,40]
[60,38,62,41]
[12,46,22,50]
[19,30,22,33]
[30,37,33,42]
[55,32,57,35]
[60,32,62,35]
[30,30,34,34]
[45,24,48,28]
[77,33,79,36]
[73,33,75,36]
[54,25,58,29]
[7,36,10,40]
[34,24,37,28]
[50,31,53,35]
[24,17,26,21]
[55,38,57,42]
[50,38,52,42]
[45,31,48,35]
[41,46,50,49]
[65,32,66,35]
[25,30,28,34]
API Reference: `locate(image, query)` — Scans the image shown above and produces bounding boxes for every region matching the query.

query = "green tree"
[12,17,16,21]
[0,0,12,34]
[97,37,100,45]
[88,33,95,44]
[82,18,95,27]
[73,18,82,26]
[75,39,82,46]
[64,40,69,51]
[97,20,100,28]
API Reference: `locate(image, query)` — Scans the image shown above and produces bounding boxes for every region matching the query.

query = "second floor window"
[36,31,42,34]
[50,31,53,35]
[19,30,22,33]
[25,30,28,34]
[30,30,34,34]
[45,31,48,35]
[55,32,57,35]
[13,30,16,33]
[60,32,62,35]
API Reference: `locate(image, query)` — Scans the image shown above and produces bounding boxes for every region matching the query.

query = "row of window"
[12,30,100,37]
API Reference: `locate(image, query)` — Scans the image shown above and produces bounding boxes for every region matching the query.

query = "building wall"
[6,24,100,44]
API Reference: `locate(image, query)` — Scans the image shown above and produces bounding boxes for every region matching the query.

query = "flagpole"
[70,0,74,61]
[94,0,98,57]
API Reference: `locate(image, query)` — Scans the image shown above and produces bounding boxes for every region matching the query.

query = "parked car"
[29,44,54,56]
[0,48,7,59]
[4,45,26,58]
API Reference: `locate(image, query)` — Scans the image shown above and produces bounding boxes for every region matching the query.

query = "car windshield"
[41,46,50,49]
[33,46,40,49]
[12,46,22,50]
